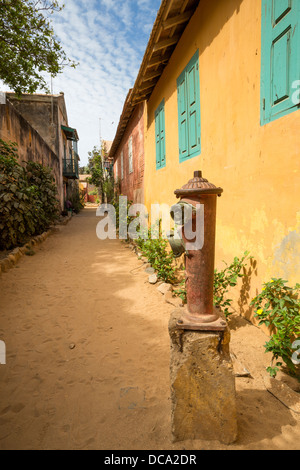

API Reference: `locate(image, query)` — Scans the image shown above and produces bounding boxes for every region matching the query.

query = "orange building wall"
[143,0,300,319]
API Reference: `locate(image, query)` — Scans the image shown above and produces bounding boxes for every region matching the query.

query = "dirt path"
[0,207,299,450]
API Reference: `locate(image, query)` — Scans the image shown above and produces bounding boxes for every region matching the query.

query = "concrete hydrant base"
[168,309,238,445]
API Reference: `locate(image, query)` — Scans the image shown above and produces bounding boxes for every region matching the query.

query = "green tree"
[0,140,60,250]
[0,0,77,95]
[26,160,60,231]
[87,143,114,203]
[0,140,35,249]
[87,146,104,201]
[79,165,89,175]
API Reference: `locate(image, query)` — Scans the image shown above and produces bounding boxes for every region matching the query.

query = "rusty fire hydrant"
[169,171,227,331]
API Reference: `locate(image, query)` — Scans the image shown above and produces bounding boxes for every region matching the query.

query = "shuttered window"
[177,50,201,162]
[121,151,124,179]
[261,0,300,124]
[155,99,166,170]
[128,136,133,174]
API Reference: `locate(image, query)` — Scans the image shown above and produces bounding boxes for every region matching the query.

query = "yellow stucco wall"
[144,0,300,318]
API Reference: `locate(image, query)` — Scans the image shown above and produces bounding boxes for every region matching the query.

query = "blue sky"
[50,0,161,165]
[1,0,161,166]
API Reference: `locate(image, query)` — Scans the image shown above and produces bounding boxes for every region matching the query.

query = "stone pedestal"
[169,309,238,445]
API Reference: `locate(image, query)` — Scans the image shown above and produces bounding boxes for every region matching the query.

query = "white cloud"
[49,0,162,165]
[0,0,161,165]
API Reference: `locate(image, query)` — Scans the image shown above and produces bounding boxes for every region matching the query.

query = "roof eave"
[109,0,200,159]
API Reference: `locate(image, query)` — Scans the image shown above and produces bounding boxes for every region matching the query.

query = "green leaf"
[0,0,77,94]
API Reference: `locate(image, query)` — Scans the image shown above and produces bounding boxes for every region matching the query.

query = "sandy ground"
[0,207,299,451]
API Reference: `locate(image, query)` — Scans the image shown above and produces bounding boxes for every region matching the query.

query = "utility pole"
[99,117,105,203]
[99,117,104,172]
[99,117,102,148]
[50,75,54,125]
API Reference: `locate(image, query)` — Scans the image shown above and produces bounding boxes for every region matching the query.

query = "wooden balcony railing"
[63,157,79,179]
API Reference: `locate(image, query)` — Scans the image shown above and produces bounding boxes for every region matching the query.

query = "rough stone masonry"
[169,309,238,445]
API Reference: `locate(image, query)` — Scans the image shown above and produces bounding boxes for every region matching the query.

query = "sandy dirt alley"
[0,207,299,450]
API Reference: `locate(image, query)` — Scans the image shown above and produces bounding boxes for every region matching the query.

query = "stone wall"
[0,100,62,207]
[6,93,68,156]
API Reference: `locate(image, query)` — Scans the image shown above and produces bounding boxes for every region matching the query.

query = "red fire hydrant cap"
[174,171,223,198]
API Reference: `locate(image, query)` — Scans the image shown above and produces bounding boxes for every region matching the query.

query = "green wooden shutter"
[128,136,133,174]
[155,99,166,170]
[187,57,201,157]
[155,107,161,168]
[177,72,188,162]
[121,151,124,179]
[177,50,201,162]
[159,104,166,167]
[261,0,300,124]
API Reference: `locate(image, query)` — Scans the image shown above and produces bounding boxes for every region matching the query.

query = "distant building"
[0,92,80,209]
[101,139,113,178]
[102,140,112,155]
[79,174,97,203]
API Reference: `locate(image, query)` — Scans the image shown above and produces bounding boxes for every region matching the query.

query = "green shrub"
[137,233,176,283]
[251,278,300,379]
[0,140,60,250]
[173,251,251,314]
[112,196,135,238]
[26,161,60,232]
[214,251,251,316]
[136,222,176,284]
[67,188,84,213]
[0,143,36,249]
[112,198,176,284]
[88,189,98,196]
[102,178,114,203]
[173,279,187,303]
